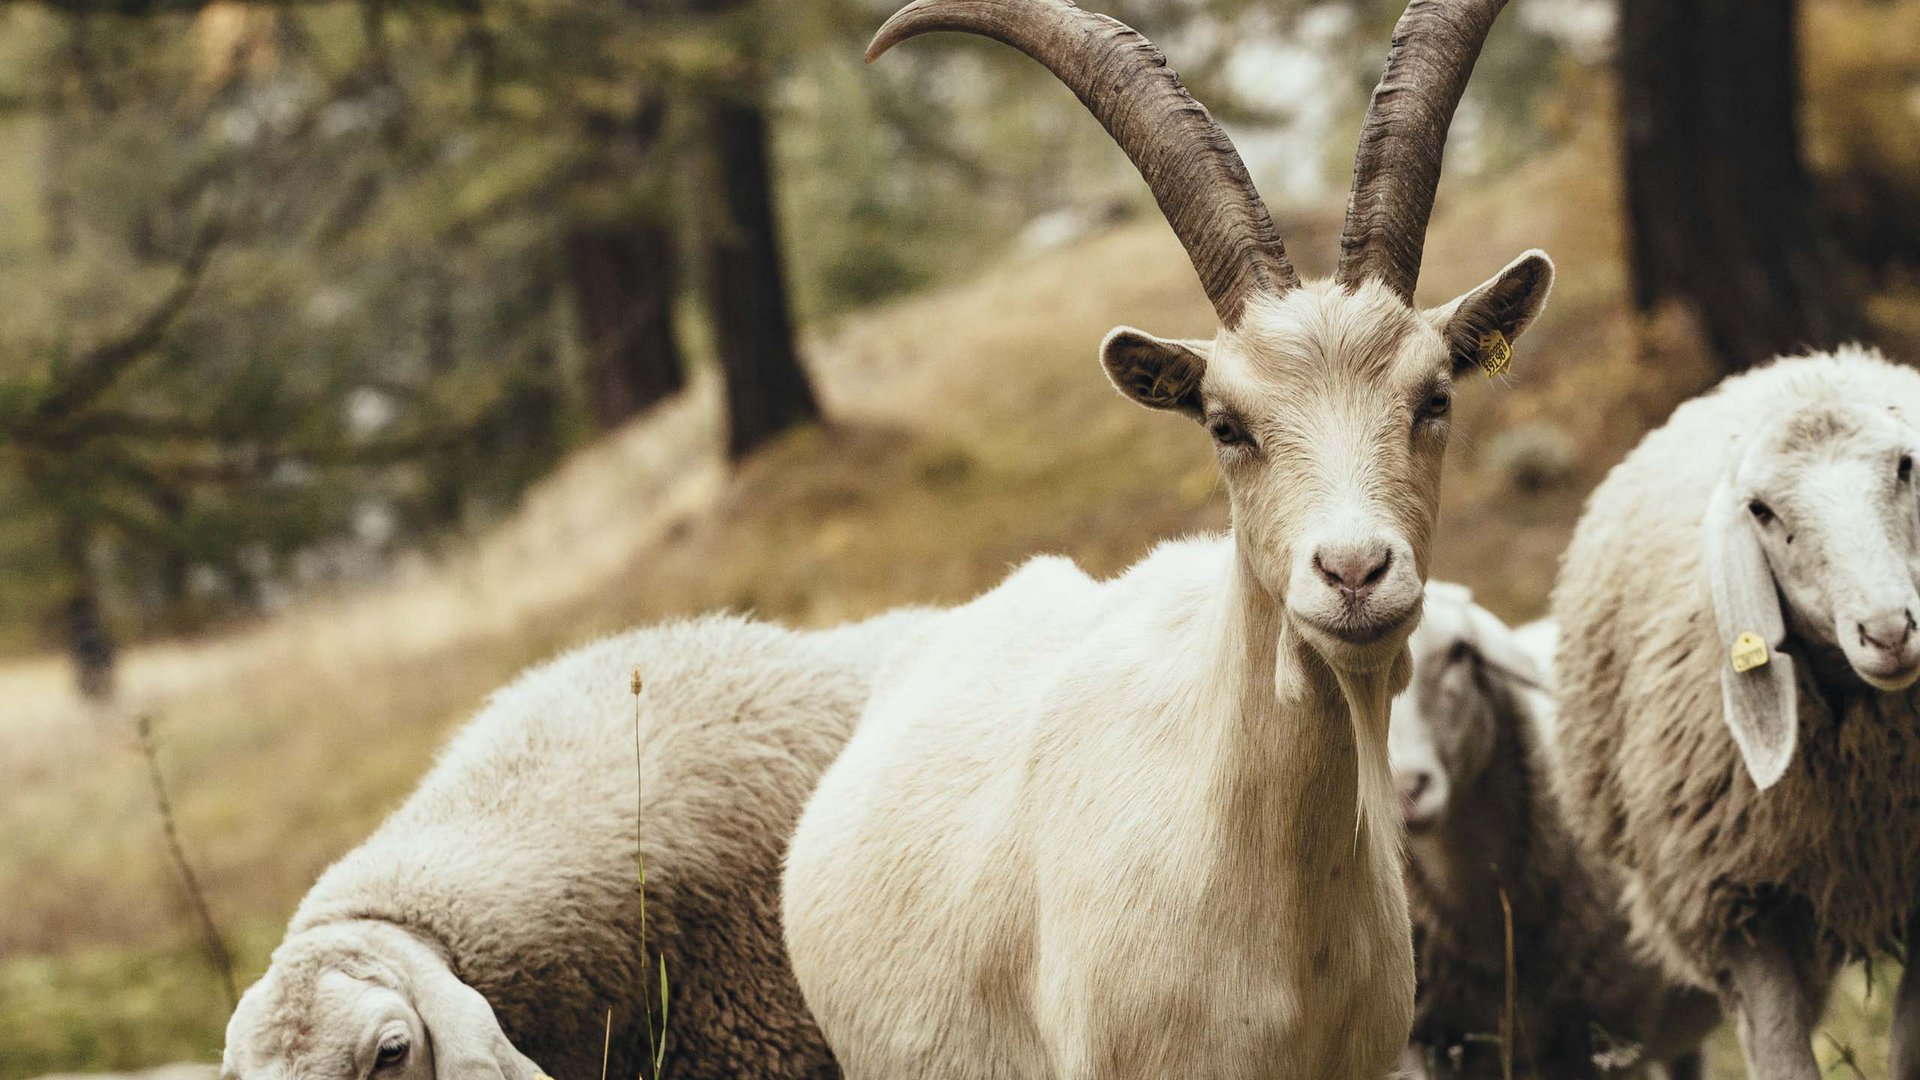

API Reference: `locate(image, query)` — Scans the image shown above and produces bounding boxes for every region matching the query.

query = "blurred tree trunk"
[567,95,686,431]
[58,518,115,701]
[703,88,821,459]
[154,486,189,610]
[1619,0,1864,369]
[566,223,685,429]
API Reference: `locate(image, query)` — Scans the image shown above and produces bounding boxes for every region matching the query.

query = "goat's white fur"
[783,274,1554,1080]
[788,540,1410,1078]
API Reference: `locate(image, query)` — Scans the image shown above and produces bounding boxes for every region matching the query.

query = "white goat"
[782,2,1554,1077]
[1552,347,1920,1080]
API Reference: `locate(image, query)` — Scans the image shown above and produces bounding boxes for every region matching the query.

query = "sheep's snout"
[1394,766,1445,832]
[1842,605,1920,690]
[1388,694,1449,832]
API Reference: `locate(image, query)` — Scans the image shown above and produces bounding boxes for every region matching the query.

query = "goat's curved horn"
[869,0,1299,328]
[1337,0,1511,301]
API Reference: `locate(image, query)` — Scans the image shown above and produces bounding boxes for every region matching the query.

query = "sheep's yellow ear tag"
[1731,631,1770,673]
[1477,329,1513,378]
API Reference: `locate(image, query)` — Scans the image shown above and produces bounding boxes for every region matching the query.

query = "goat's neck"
[1206,544,1402,878]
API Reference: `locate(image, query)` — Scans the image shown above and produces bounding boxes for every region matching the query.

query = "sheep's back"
[294,613,910,1079]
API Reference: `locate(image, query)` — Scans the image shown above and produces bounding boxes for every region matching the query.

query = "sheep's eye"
[1208,416,1251,448]
[1900,455,1913,483]
[1748,499,1775,525]
[375,1039,409,1070]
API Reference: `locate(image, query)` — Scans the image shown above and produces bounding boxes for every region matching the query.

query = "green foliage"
[0,922,281,1079]
[0,1,595,658]
[0,0,1579,663]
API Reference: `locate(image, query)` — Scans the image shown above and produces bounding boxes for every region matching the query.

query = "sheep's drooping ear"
[1428,250,1555,378]
[1461,603,1547,693]
[1101,327,1208,418]
[408,955,545,1080]
[1701,477,1800,790]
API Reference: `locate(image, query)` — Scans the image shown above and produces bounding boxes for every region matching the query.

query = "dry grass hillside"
[3,102,1918,1075]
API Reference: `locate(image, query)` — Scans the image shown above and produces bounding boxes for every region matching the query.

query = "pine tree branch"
[30,211,226,428]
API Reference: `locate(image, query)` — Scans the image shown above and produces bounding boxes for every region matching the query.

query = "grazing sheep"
[223,609,929,1080]
[1550,347,1920,1080]
[1391,583,1718,1080]
[782,1,1554,1077]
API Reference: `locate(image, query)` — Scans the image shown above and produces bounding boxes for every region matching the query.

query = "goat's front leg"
[1723,928,1821,1080]
[1892,910,1920,1080]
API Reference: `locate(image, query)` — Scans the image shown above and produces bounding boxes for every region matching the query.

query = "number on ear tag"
[1478,330,1513,378]
[1731,631,1770,673]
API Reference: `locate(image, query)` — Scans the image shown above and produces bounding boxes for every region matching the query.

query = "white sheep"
[1550,346,1920,1080]
[781,1,1554,1077]
[222,609,927,1080]
[1390,583,1717,1079]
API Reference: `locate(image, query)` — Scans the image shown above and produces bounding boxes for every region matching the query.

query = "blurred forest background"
[0,0,1916,1075]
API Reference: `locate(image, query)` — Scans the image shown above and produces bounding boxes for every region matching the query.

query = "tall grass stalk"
[1823,1032,1869,1080]
[601,1008,613,1080]
[634,671,670,1079]
[1497,886,1515,1080]
[135,711,239,1010]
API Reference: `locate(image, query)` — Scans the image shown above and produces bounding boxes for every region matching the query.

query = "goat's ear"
[408,953,544,1080]
[1702,476,1800,790]
[1428,250,1555,378]
[1101,327,1208,418]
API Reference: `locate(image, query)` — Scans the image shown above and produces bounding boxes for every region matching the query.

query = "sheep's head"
[1387,583,1545,833]
[224,922,545,1080]
[1705,382,1920,787]
[870,0,1552,670]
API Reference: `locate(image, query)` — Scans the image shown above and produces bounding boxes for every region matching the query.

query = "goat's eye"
[1748,499,1775,525]
[1420,389,1453,419]
[375,1038,409,1070]
[1900,455,1913,483]
[1208,416,1251,448]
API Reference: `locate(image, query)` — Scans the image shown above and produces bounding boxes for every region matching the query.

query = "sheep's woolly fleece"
[1550,347,1920,990]
[286,610,925,1080]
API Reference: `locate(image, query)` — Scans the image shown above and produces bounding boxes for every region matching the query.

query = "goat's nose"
[1858,610,1917,653]
[1314,543,1392,603]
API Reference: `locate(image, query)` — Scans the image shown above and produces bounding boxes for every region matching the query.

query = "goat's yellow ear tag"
[1731,631,1770,673]
[1477,329,1513,378]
